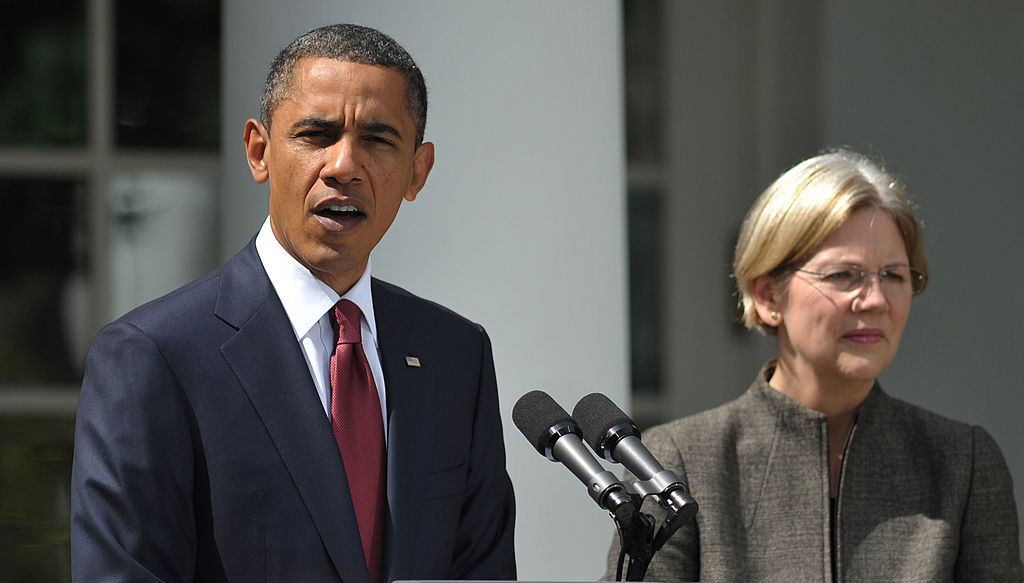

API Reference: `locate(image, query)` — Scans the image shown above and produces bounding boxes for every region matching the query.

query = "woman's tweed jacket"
[606,366,1022,582]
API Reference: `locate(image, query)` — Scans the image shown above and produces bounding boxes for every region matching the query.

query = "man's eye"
[365,135,394,147]
[297,130,331,142]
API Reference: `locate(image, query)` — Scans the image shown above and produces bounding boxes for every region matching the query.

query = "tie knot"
[331,299,363,345]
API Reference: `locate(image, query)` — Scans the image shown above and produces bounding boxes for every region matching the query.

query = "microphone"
[573,393,697,519]
[512,390,635,525]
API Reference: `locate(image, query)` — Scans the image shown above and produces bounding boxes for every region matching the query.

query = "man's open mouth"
[313,203,365,229]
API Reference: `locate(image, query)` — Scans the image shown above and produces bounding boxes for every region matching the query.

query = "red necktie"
[329,299,385,582]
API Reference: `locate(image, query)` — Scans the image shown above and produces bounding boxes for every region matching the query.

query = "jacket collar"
[370,279,440,577]
[215,241,372,583]
[749,360,887,424]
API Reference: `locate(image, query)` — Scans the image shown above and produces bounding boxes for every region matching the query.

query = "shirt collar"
[255,217,379,348]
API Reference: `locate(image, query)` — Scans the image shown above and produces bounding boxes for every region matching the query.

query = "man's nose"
[321,138,363,185]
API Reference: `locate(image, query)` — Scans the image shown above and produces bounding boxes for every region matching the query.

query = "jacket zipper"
[832,420,858,583]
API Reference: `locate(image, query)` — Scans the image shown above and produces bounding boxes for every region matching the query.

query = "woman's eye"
[823,270,856,283]
[880,269,905,283]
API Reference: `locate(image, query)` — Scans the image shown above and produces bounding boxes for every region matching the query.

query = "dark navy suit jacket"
[71,242,516,582]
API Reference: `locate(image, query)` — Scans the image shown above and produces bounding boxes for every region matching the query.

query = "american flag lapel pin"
[405,356,421,368]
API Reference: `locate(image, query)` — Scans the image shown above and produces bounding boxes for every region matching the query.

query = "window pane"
[0,414,74,582]
[623,0,664,165]
[108,169,219,318]
[628,188,663,392]
[625,0,665,393]
[0,1,87,146]
[0,178,90,384]
[116,0,221,149]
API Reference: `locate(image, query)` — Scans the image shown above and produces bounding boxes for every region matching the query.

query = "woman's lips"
[842,328,885,344]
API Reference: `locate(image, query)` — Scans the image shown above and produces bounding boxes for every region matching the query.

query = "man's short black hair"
[260,23,428,145]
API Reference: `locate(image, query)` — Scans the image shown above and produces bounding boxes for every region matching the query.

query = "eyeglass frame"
[791,264,928,297]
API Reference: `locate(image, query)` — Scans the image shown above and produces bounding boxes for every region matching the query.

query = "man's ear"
[751,274,783,328]
[404,141,435,202]
[243,119,270,184]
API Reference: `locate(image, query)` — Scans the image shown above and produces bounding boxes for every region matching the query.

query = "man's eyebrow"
[288,118,404,141]
[290,117,340,132]
[360,121,404,141]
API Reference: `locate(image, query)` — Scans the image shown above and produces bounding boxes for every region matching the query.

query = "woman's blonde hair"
[733,149,928,332]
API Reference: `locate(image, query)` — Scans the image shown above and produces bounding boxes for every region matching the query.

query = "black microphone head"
[572,393,639,454]
[512,390,575,455]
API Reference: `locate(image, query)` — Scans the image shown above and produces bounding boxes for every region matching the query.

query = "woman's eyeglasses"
[793,265,927,296]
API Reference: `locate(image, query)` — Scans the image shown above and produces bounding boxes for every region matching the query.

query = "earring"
[769,311,779,321]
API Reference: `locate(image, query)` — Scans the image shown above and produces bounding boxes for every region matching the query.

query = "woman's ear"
[751,274,783,328]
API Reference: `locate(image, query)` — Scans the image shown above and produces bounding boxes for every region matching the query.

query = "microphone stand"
[612,481,697,581]
[613,492,653,582]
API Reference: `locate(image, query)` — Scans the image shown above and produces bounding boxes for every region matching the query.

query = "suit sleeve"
[71,320,197,582]
[954,426,1023,583]
[449,326,517,579]
[603,424,700,582]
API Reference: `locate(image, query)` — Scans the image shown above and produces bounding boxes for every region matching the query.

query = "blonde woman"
[608,150,1021,582]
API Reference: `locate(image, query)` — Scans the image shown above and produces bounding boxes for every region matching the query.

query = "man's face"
[244,57,434,292]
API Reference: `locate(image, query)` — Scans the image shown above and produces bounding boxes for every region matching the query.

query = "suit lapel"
[215,244,369,583]
[372,280,439,577]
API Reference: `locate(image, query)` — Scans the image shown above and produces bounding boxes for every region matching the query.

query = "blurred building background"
[0,0,1020,580]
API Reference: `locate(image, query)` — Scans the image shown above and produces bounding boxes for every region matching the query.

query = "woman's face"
[764,208,914,388]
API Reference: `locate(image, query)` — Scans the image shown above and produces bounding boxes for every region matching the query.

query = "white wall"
[222,1,627,578]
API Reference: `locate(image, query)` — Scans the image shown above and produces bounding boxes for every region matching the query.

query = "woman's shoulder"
[642,389,768,454]
[874,391,976,442]
[871,390,1011,468]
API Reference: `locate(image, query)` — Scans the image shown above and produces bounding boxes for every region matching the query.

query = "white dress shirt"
[255,218,388,438]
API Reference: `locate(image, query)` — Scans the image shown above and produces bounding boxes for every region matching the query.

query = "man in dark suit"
[71,24,516,582]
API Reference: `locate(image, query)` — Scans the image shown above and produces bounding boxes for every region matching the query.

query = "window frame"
[0,0,219,408]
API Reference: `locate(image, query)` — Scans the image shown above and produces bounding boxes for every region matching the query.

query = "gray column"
[661,1,822,419]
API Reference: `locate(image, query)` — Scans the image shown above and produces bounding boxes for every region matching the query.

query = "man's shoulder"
[123,268,218,322]
[106,244,264,342]
[371,277,485,335]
